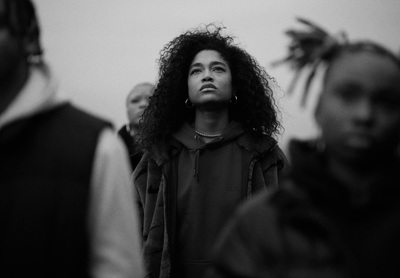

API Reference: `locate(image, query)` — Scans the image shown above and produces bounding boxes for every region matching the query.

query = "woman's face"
[187,49,232,110]
[316,51,400,163]
[126,84,153,127]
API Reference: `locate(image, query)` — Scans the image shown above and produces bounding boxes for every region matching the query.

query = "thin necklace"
[192,125,222,138]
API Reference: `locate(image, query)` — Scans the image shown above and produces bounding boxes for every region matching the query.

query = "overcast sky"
[34,0,400,150]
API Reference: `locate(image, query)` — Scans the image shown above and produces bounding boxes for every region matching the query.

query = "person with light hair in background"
[0,0,143,277]
[206,18,400,278]
[118,82,155,170]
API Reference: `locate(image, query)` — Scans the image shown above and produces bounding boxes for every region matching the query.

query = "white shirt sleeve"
[88,128,144,278]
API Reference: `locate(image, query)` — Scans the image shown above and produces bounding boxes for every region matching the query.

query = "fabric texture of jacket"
[206,138,400,278]
[133,122,288,278]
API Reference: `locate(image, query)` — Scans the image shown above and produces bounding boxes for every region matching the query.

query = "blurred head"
[315,45,400,165]
[277,18,400,165]
[140,24,280,150]
[0,0,42,66]
[0,0,42,96]
[126,82,154,128]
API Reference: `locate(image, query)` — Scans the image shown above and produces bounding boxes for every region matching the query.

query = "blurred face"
[316,51,400,163]
[187,50,232,110]
[126,84,153,127]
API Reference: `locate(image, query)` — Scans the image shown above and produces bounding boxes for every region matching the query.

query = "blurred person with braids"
[0,0,143,277]
[132,24,288,278]
[206,18,400,278]
[118,82,155,170]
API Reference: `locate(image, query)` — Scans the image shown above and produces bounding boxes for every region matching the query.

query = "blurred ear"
[22,15,42,58]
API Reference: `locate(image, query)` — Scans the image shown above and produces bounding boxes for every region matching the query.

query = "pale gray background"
[34,0,400,151]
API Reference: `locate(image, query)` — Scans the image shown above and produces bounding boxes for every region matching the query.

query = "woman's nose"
[138,99,149,108]
[354,98,374,123]
[202,69,213,81]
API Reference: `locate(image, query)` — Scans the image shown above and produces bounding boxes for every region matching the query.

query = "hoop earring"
[185,98,194,108]
[230,95,238,105]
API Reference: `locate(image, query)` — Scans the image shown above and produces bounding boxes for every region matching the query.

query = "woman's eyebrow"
[210,61,228,67]
[189,62,203,69]
[189,61,227,69]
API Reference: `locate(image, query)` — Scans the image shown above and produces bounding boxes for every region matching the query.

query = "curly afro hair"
[139,24,281,152]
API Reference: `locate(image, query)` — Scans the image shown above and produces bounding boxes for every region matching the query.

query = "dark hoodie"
[133,121,288,278]
[173,121,249,277]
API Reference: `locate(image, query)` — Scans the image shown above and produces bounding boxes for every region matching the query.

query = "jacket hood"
[171,121,247,180]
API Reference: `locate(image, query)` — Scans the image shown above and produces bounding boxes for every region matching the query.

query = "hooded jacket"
[133,121,288,278]
[0,65,144,278]
[206,139,400,278]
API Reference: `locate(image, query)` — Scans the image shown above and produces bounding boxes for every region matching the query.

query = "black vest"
[0,103,111,278]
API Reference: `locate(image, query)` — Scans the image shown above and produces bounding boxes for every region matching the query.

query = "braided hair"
[274,17,400,106]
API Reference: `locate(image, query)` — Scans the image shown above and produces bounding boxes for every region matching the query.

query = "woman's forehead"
[327,51,400,84]
[190,50,230,70]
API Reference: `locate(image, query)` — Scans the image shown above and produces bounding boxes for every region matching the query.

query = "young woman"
[206,18,400,278]
[133,25,288,278]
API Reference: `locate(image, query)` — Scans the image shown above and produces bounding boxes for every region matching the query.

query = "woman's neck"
[127,124,138,137]
[193,109,229,143]
[193,109,229,134]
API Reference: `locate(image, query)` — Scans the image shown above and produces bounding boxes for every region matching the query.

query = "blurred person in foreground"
[0,0,143,277]
[206,18,400,278]
[118,82,155,170]
[133,24,288,278]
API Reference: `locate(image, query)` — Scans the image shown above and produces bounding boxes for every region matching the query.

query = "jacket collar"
[149,124,277,166]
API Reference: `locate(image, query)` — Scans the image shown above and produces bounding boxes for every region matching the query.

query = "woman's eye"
[213,66,225,72]
[338,90,358,101]
[190,69,201,75]
[333,85,360,103]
